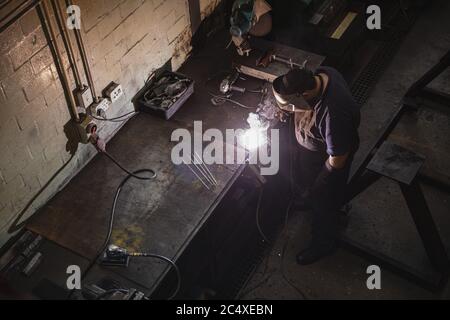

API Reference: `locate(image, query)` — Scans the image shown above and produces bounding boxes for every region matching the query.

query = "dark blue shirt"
[296,66,360,156]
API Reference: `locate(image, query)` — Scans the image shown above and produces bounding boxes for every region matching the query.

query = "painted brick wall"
[0,0,220,248]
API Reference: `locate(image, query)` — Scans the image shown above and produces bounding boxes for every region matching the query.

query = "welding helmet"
[272,68,316,112]
[230,0,255,37]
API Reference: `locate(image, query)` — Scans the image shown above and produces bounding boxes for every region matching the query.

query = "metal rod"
[51,0,82,89]
[39,0,80,122]
[66,0,98,103]
[194,151,218,185]
[183,161,210,190]
[191,157,215,187]
[0,0,14,11]
[191,154,216,186]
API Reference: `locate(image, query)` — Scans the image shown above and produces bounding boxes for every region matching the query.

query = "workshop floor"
[241,1,450,300]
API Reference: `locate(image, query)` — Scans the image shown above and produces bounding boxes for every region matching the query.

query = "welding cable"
[238,117,309,300]
[70,168,156,300]
[279,116,309,299]
[129,253,181,300]
[106,171,181,300]
[256,187,270,244]
[91,111,139,123]
[102,151,155,180]
[78,167,181,300]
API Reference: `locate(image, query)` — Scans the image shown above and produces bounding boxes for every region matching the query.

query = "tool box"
[133,70,194,120]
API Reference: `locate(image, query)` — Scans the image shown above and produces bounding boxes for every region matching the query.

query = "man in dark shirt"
[273,67,360,265]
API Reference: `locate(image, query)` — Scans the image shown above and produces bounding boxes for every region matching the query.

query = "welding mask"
[230,0,255,37]
[272,76,312,112]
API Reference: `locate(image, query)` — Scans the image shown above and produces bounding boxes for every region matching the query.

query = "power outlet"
[74,85,93,109]
[91,98,111,118]
[103,82,123,103]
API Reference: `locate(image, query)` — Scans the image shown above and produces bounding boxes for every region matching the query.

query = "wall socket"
[91,98,111,118]
[74,85,93,109]
[103,82,123,103]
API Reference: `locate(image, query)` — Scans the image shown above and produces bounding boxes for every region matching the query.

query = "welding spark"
[239,128,268,151]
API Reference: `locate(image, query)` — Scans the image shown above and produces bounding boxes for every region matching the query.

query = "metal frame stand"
[341,50,450,291]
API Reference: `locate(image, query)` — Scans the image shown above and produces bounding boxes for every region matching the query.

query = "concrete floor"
[241,2,450,300]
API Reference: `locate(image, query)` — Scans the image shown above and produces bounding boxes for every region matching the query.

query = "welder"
[272,67,360,265]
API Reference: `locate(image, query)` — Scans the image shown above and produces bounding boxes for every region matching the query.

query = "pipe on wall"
[66,0,98,103]
[51,0,83,90]
[38,0,80,122]
[0,0,40,33]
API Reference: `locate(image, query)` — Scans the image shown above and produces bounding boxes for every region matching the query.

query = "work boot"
[296,244,337,266]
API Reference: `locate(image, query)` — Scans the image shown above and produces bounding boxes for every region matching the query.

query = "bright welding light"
[239,128,268,151]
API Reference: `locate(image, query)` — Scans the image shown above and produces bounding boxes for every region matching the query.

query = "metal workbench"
[18,31,324,298]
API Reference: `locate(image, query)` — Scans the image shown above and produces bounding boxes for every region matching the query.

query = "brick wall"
[0,0,220,248]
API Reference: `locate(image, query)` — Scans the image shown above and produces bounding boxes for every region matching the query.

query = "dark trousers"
[296,144,354,249]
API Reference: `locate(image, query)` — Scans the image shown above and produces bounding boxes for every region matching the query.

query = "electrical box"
[76,114,97,144]
[103,82,123,103]
[74,85,93,109]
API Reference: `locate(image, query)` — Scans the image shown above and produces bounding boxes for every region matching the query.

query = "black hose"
[105,168,156,247]
[95,253,181,300]
[102,152,155,180]
[75,168,156,294]
[92,111,138,123]
[132,253,181,300]
[256,187,270,244]
[72,154,180,300]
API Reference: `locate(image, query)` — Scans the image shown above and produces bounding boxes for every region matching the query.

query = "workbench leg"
[400,179,450,273]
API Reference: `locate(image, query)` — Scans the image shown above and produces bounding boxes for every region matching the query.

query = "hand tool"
[219,72,247,94]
